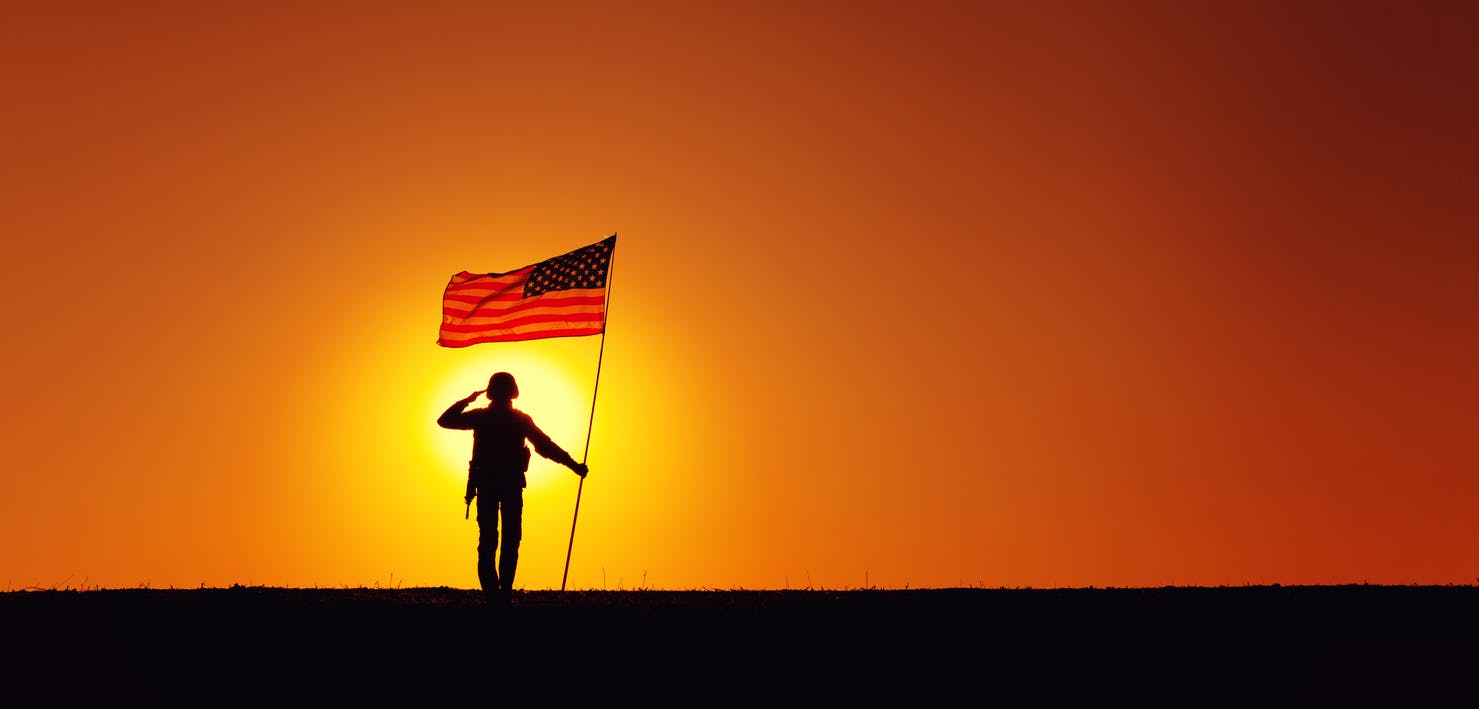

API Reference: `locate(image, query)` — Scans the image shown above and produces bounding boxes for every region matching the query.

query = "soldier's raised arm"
[437,390,483,430]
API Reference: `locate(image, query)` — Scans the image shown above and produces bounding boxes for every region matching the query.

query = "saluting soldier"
[438,371,588,603]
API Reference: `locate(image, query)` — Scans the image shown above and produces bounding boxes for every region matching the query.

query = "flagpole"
[562,233,615,591]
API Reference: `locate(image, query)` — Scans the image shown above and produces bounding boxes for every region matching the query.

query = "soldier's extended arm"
[526,421,588,477]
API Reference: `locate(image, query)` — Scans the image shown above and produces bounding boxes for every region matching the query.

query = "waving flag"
[437,235,616,347]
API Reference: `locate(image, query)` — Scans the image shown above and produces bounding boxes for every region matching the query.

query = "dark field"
[5,585,1475,702]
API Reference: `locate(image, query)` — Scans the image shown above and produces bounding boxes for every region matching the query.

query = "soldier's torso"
[469,408,532,489]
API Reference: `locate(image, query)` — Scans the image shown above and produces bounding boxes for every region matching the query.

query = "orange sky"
[3,1,1477,591]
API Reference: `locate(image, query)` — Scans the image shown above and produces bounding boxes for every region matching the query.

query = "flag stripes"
[437,236,614,347]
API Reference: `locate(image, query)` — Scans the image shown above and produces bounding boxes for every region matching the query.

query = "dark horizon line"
[7,581,1478,594]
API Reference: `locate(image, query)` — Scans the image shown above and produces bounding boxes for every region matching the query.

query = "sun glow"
[426,348,594,491]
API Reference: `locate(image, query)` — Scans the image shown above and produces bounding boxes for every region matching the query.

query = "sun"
[426,350,592,491]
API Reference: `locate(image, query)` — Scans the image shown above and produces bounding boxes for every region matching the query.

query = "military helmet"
[487,371,519,400]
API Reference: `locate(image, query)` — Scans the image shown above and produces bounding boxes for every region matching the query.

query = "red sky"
[3,0,1477,590]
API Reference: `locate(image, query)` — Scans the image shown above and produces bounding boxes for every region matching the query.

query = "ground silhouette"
[4,585,1474,702]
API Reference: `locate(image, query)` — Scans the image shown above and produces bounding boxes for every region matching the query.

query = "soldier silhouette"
[438,371,588,603]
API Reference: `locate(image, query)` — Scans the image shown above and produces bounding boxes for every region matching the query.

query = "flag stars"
[523,237,614,298]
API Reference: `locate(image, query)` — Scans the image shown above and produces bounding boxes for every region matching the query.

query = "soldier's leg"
[475,495,499,593]
[497,490,524,592]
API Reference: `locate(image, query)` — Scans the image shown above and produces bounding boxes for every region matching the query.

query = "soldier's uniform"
[438,373,582,599]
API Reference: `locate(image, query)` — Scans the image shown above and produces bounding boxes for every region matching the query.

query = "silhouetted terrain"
[5,585,1475,702]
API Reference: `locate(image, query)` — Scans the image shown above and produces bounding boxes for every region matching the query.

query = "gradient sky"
[4,1,1477,591]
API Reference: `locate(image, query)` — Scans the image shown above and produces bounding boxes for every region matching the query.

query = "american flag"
[437,235,615,347]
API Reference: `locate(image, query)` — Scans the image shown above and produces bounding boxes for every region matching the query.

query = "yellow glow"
[426,349,593,492]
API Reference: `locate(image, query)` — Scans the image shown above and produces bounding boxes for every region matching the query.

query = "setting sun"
[428,349,594,490]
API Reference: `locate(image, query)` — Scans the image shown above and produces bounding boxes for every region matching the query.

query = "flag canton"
[524,236,615,298]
